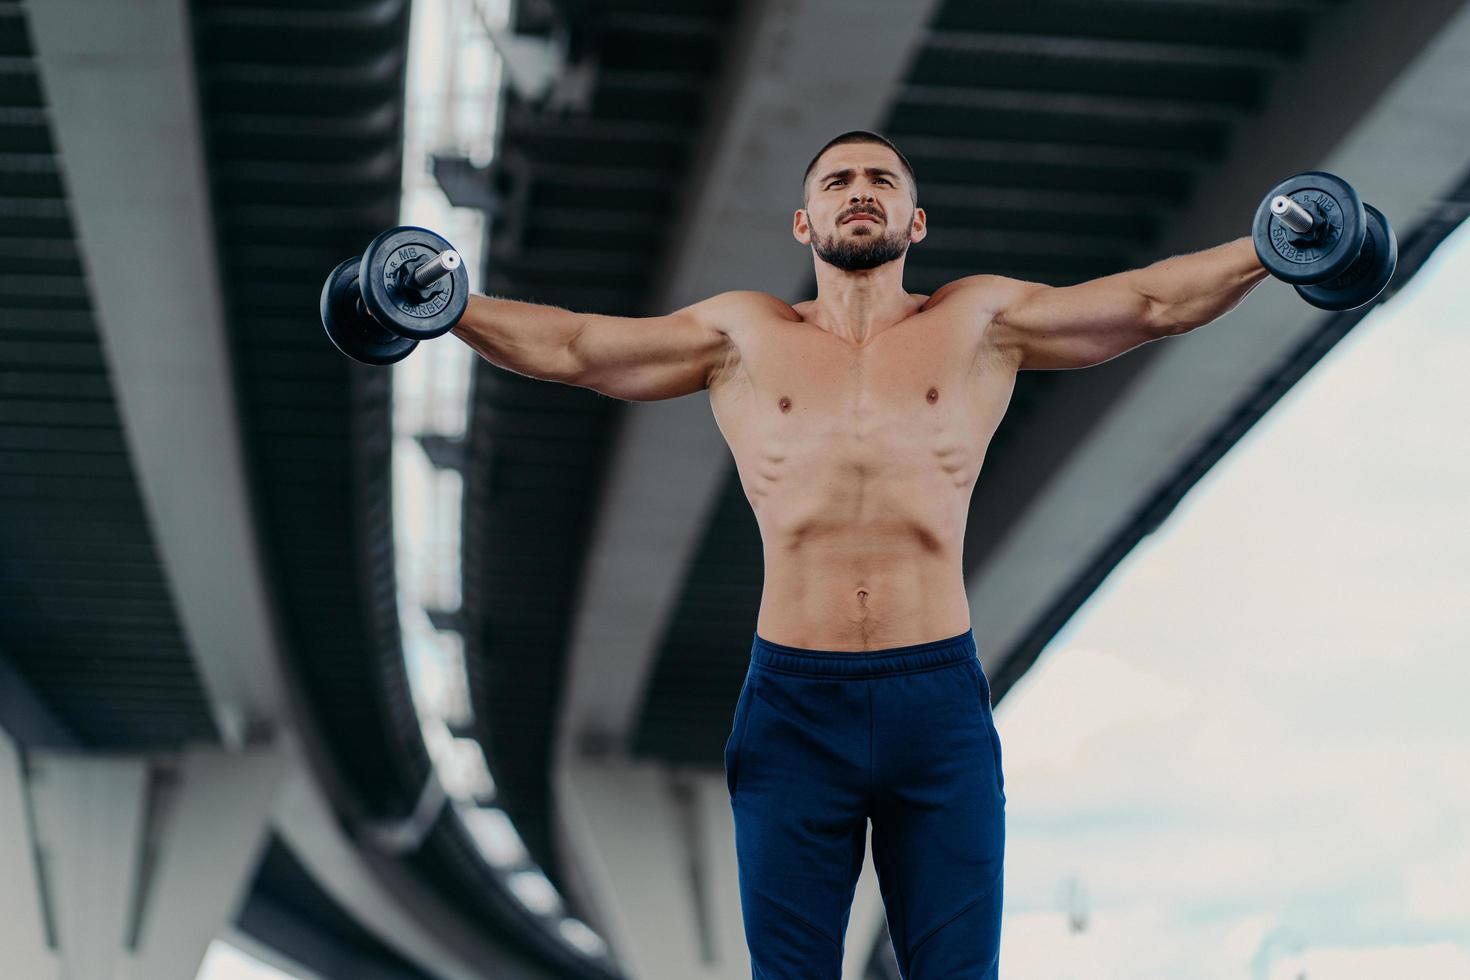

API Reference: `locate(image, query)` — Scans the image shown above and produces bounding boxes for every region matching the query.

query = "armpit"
[707,330,743,390]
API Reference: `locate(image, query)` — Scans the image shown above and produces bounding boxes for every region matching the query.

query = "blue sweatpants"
[725,629,1005,979]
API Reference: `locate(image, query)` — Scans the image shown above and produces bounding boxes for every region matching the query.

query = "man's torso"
[706,283,1019,651]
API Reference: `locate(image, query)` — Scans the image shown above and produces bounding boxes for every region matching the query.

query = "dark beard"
[811,221,910,271]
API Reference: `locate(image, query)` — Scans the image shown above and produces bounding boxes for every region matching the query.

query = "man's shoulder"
[919,274,1034,318]
[689,290,801,332]
[710,290,801,317]
[917,275,1042,372]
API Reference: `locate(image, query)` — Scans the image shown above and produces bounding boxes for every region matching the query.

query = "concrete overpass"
[2,0,1469,977]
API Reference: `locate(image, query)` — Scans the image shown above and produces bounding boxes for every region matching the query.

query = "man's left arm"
[982,237,1270,370]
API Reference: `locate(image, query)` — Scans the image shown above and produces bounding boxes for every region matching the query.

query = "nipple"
[779,396,792,413]
[926,387,938,403]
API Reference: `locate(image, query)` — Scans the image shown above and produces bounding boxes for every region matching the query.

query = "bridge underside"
[2,0,1468,977]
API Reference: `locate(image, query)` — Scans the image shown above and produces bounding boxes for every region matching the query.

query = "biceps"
[565,311,731,401]
[992,275,1169,371]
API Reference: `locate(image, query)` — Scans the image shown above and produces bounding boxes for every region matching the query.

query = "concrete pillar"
[130,748,285,979]
[557,758,887,979]
[557,759,715,978]
[15,743,284,980]
[34,753,149,980]
[0,729,61,980]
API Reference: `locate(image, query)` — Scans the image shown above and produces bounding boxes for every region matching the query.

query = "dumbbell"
[1252,171,1397,312]
[320,226,470,365]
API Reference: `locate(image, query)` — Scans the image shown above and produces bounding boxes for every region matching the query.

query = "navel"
[926,387,939,403]
[778,396,792,413]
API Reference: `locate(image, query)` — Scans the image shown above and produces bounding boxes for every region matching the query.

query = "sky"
[992,216,1470,978]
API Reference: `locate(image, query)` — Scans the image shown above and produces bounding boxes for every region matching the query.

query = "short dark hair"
[802,130,918,205]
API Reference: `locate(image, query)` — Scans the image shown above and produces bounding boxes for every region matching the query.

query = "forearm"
[449,293,579,382]
[1130,237,1271,332]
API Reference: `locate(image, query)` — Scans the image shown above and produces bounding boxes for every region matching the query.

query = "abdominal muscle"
[757,532,971,651]
[750,469,974,651]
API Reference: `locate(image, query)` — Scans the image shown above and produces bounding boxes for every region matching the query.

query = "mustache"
[840,206,883,223]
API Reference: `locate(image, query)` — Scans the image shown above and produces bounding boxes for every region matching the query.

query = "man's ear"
[792,208,812,245]
[910,205,927,244]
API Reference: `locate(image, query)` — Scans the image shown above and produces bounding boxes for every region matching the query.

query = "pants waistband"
[750,629,977,678]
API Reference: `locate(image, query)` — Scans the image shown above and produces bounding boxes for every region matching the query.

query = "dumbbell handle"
[1271,195,1315,236]
[411,248,461,288]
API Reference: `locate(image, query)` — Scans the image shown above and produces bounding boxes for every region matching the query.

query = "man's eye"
[828,179,845,188]
[875,177,891,185]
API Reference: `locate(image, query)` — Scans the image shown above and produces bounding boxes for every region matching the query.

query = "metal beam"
[28,0,286,750]
[896,83,1248,123]
[919,28,1289,70]
[896,134,1208,171]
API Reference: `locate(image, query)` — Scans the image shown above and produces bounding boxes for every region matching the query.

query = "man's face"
[795,142,925,272]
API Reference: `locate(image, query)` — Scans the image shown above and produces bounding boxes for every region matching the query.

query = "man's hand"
[949,238,1270,371]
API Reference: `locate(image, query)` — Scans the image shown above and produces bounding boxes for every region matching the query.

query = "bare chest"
[707,314,1017,518]
[719,320,968,430]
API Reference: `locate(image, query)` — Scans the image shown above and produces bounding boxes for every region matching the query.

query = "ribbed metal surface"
[462,370,618,907]
[0,0,215,748]
[190,0,422,819]
[462,0,741,905]
[487,1,737,313]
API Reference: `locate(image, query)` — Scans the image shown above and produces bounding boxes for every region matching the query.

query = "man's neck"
[807,260,916,345]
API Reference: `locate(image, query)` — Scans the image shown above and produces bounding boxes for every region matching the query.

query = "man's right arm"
[449,292,742,401]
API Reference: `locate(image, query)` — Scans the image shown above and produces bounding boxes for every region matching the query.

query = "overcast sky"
[994,218,1470,978]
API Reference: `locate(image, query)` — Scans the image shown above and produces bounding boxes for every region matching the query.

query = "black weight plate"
[1295,203,1397,312]
[320,256,418,365]
[1253,171,1366,285]
[358,226,470,341]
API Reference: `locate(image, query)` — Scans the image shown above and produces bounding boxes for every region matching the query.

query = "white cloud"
[1270,941,1470,980]
[998,646,1194,773]
[1000,904,1273,980]
[1403,843,1470,926]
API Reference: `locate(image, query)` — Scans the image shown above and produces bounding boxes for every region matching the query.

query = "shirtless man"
[450,130,1270,979]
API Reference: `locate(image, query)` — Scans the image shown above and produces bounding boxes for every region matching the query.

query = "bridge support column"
[556,757,888,979]
[0,728,285,980]
[0,729,59,980]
